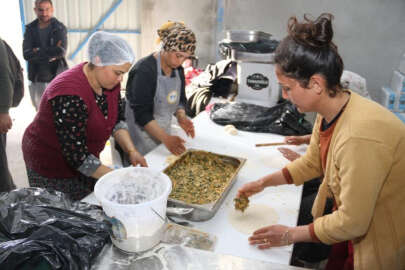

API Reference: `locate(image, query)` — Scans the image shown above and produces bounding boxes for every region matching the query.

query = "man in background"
[23,0,68,110]
[0,37,16,192]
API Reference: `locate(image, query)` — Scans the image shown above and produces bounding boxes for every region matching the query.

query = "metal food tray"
[225,30,272,43]
[163,149,246,221]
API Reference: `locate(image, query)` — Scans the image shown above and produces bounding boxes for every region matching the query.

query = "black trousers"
[0,133,15,192]
[291,178,333,266]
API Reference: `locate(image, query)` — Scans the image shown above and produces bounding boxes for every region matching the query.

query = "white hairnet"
[87,31,135,66]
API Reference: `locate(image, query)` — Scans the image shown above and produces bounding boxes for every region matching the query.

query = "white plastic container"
[395,93,405,112]
[390,70,405,95]
[381,86,396,111]
[94,167,172,252]
[398,53,405,74]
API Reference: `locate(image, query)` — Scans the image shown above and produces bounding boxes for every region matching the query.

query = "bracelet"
[282,230,291,246]
[127,149,137,154]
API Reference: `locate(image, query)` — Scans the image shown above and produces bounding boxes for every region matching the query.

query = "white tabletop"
[83,110,306,266]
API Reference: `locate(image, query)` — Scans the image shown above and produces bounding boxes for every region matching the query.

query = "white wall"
[0,1,24,64]
[139,0,218,68]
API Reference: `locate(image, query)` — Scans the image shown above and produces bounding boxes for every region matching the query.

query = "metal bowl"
[225,30,271,43]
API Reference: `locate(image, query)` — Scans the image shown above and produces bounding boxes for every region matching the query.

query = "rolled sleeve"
[78,154,102,176]
[113,120,128,133]
[309,223,320,242]
[282,167,294,184]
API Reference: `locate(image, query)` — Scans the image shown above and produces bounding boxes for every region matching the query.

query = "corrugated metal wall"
[21,0,141,67]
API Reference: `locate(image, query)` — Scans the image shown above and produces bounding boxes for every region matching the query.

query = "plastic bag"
[209,101,312,135]
[0,188,110,270]
[185,60,236,117]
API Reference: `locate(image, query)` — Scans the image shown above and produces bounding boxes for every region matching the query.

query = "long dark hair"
[275,13,344,97]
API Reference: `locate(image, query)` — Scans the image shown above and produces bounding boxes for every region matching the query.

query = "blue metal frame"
[19,0,26,35]
[68,29,140,34]
[19,0,141,60]
[215,0,224,60]
[69,0,141,60]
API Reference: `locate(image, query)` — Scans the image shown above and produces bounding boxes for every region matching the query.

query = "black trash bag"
[209,101,313,135]
[0,188,110,270]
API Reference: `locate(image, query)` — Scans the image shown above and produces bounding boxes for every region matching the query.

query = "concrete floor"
[6,93,114,188]
[6,94,34,188]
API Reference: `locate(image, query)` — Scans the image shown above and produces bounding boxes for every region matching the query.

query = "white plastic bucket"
[94,167,172,252]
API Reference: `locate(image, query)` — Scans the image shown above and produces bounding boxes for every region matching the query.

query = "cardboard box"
[381,86,396,110]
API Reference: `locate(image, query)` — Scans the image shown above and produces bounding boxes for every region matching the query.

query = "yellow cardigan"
[286,92,405,270]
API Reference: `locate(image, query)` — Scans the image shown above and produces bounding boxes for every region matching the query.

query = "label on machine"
[246,73,269,90]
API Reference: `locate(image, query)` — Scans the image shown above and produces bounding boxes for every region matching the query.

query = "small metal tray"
[163,149,246,221]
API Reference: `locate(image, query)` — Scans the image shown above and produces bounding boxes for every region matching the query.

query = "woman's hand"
[284,134,311,145]
[278,147,301,161]
[128,150,148,167]
[163,135,186,155]
[249,225,293,249]
[178,116,195,138]
[237,178,265,198]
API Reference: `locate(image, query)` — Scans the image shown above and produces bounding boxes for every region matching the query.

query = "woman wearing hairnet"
[22,31,147,201]
[125,21,196,157]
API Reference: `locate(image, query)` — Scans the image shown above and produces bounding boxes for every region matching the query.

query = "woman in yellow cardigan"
[237,13,405,270]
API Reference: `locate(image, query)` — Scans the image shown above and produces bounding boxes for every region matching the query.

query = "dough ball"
[166,155,178,164]
[224,125,238,135]
[224,125,234,131]
[228,127,238,135]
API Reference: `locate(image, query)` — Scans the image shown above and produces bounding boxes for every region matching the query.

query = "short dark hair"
[35,0,53,6]
[275,13,344,97]
[88,62,96,70]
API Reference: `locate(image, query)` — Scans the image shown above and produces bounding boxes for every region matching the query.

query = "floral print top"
[50,91,127,177]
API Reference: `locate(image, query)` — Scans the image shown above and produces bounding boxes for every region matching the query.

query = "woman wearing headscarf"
[22,31,147,201]
[236,14,405,269]
[125,21,196,157]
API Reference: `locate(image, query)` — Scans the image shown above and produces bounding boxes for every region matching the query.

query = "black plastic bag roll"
[209,101,312,136]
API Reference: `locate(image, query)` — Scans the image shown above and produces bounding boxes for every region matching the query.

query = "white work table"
[84,110,306,267]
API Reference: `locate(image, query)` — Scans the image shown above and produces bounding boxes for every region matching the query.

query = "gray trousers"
[0,133,15,192]
[29,81,48,110]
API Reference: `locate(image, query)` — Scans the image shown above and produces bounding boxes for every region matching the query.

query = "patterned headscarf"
[157,21,196,55]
